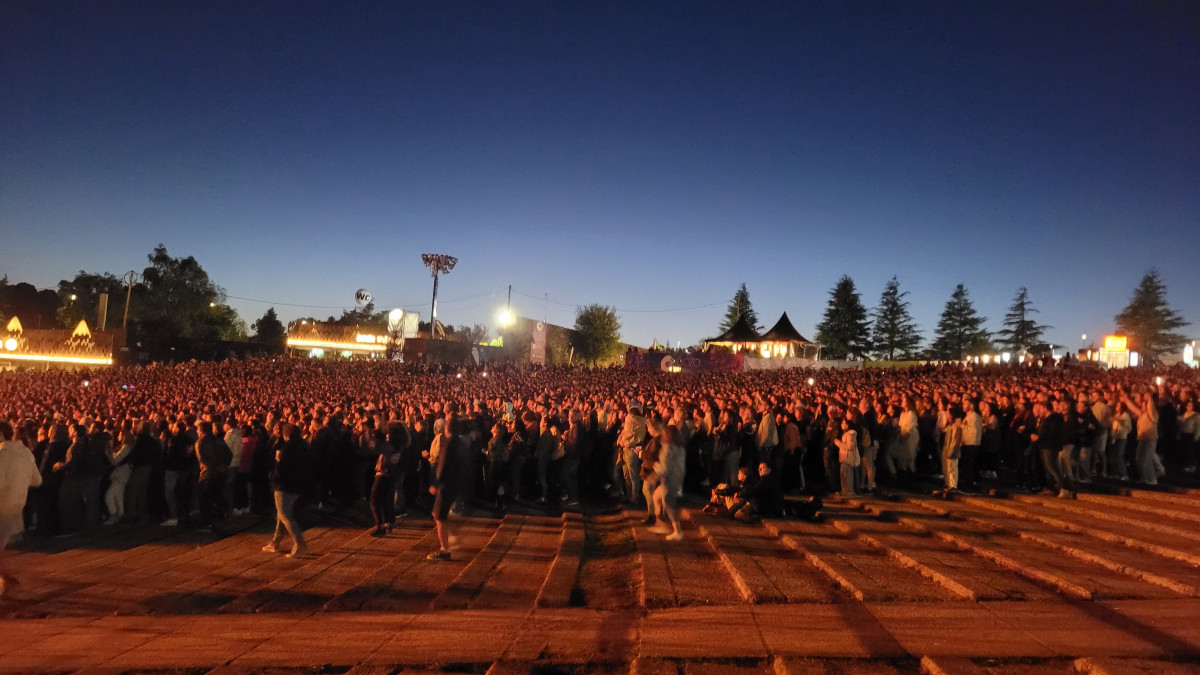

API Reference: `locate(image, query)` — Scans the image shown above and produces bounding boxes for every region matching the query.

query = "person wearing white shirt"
[1,421,43,597]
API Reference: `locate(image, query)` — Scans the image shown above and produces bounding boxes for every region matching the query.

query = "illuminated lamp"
[287,338,385,352]
[1130,352,1140,367]
[3,338,15,351]
[807,378,815,386]
[1,353,113,365]
[1002,352,1011,363]
[982,355,990,364]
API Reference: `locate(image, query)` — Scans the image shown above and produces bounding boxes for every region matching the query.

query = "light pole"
[421,253,457,340]
[121,271,139,330]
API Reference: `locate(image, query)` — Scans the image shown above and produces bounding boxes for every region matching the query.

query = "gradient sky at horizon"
[3,1,1197,351]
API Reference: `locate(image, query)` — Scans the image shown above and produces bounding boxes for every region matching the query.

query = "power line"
[225,290,496,312]
[510,289,722,314]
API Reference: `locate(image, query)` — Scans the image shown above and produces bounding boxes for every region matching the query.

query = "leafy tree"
[251,307,287,353]
[996,287,1049,353]
[719,283,762,334]
[571,304,622,365]
[0,278,60,329]
[928,284,990,360]
[457,323,491,344]
[870,276,922,360]
[815,275,871,360]
[1115,270,1190,363]
[135,244,245,350]
[57,272,129,330]
[333,301,388,330]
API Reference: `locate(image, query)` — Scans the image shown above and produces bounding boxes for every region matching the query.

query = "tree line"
[721,272,1190,363]
[0,245,494,361]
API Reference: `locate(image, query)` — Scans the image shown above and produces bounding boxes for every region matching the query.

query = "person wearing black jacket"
[427,413,467,561]
[366,426,396,537]
[263,423,311,557]
[732,461,785,521]
[161,421,195,527]
[195,421,231,528]
[1030,401,1068,497]
[124,422,157,522]
[38,423,70,535]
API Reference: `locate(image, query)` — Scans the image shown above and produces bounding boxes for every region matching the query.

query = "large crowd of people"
[0,355,1197,577]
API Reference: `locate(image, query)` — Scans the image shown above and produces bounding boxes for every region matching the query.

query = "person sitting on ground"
[703,466,751,516]
[729,462,785,523]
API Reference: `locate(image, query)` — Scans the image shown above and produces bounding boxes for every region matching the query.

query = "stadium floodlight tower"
[421,253,457,340]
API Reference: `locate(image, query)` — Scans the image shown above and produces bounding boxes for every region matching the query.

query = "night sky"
[3,1,1197,350]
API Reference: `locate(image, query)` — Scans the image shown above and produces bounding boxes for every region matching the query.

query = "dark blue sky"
[3,1,1197,350]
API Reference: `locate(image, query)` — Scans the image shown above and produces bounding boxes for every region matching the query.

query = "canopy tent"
[703,314,763,354]
[758,312,820,360]
[705,312,820,360]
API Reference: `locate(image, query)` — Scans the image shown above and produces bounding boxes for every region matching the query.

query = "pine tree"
[928,284,990,361]
[1115,270,1190,363]
[870,276,922,360]
[815,275,871,360]
[719,283,762,333]
[996,287,1048,353]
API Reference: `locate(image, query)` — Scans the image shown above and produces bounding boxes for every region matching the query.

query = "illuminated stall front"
[1095,335,1138,369]
[286,321,393,358]
[703,315,763,355]
[757,312,820,360]
[0,317,116,369]
[703,312,820,364]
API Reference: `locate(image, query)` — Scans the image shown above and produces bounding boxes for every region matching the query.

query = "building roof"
[707,314,762,343]
[760,312,814,345]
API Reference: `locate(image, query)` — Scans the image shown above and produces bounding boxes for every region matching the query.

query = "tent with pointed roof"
[759,312,820,360]
[703,314,762,354]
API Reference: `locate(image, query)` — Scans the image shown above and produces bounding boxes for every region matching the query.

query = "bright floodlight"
[4,338,16,351]
[499,309,513,326]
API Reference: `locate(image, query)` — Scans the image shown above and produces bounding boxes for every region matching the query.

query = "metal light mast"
[421,253,457,340]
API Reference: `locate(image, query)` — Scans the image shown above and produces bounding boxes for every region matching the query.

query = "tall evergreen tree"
[928,284,990,360]
[718,282,762,333]
[1115,270,1190,363]
[815,275,871,360]
[870,276,922,360]
[996,287,1049,353]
